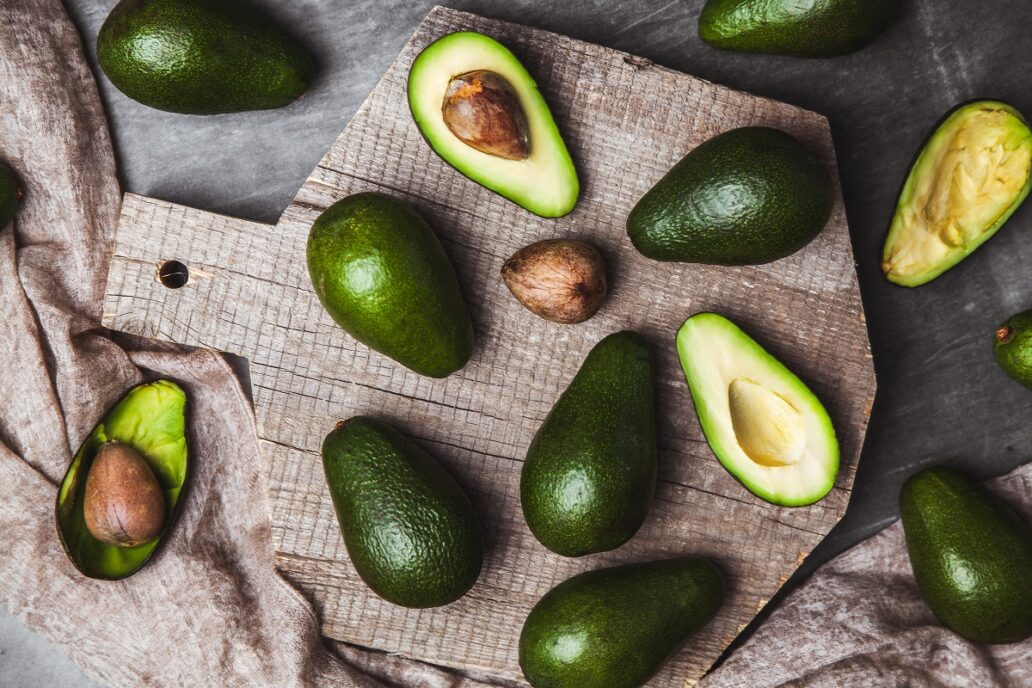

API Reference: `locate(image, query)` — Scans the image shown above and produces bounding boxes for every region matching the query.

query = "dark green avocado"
[0,161,19,227]
[699,0,896,57]
[520,331,656,557]
[306,192,474,378]
[519,557,725,688]
[995,309,1032,389]
[56,380,189,580]
[627,127,833,265]
[322,417,483,608]
[97,0,314,114]
[900,466,1032,643]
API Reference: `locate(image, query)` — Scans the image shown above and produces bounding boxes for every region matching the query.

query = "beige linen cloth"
[2,1,1030,687]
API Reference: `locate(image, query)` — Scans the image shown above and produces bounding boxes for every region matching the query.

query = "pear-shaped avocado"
[882,101,1032,287]
[97,0,314,115]
[0,161,19,228]
[699,0,896,57]
[994,309,1032,389]
[521,331,656,557]
[408,31,579,217]
[322,417,483,608]
[306,192,474,378]
[677,313,839,506]
[56,380,188,580]
[627,127,833,265]
[900,467,1032,643]
[519,557,725,688]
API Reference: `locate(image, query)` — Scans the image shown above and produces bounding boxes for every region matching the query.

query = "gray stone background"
[4,1,1032,686]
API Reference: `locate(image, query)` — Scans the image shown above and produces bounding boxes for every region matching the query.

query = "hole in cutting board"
[158,260,189,289]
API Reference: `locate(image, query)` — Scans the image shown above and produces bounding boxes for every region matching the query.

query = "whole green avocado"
[521,331,656,557]
[994,310,1032,389]
[322,417,483,608]
[699,0,896,57]
[97,0,314,114]
[307,192,474,378]
[627,127,833,265]
[519,558,725,688]
[0,161,19,228]
[900,467,1032,644]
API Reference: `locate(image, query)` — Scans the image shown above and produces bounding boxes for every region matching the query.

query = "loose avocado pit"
[443,70,530,160]
[83,442,166,547]
[408,31,579,217]
[882,101,1032,287]
[677,313,839,507]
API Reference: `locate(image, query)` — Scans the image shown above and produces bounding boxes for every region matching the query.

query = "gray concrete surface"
[5,0,1032,685]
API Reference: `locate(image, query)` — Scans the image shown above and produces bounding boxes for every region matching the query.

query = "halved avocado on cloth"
[408,31,579,217]
[676,313,838,507]
[56,380,188,579]
[882,100,1032,287]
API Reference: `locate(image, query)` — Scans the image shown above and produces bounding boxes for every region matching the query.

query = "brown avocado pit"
[83,442,167,547]
[442,70,530,160]
[501,239,607,324]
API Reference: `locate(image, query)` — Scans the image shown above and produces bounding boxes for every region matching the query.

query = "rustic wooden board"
[101,6,875,686]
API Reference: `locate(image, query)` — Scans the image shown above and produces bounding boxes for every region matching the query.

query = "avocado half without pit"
[676,313,838,506]
[56,380,188,579]
[882,101,1032,287]
[408,31,579,217]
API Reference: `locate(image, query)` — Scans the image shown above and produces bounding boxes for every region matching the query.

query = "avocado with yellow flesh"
[408,32,579,217]
[882,101,1032,287]
[56,380,188,579]
[676,313,838,506]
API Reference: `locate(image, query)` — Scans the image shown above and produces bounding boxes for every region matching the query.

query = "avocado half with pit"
[882,101,1032,287]
[676,313,838,507]
[56,380,188,579]
[408,31,579,217]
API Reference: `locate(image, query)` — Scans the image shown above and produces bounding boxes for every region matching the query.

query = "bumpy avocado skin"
[627,127,832,265]
[520,331,656,557]
[55,380,189,580]
[97,0,314,114]
[900,467,1032,644]
[699,0,896,57]
[519,558,725,688]
[322,417,483,608]
[0,161,18,227]
[306,192,474,378]
[994,310,1032,389]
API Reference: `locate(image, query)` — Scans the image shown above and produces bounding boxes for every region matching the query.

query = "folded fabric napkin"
[1,2,1028,687]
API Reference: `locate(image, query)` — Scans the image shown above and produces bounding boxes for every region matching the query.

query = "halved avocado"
[408,31,579,217]
[882,101,1032,287]
[676,313,838,507]
[56,380,188,579]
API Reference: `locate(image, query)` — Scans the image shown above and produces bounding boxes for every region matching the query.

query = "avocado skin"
[322,417,483,608]
[0,162,18,227]
[900,467,1032,644]
[97,0,314,114]
[519,558,725,688]
[306,192,474,378]
[699,0,896,57]
[521,331,656,557]
[994,311,1032,389]
[627,127,833,265]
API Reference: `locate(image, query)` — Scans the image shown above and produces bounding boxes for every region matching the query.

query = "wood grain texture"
[101,6,875,686]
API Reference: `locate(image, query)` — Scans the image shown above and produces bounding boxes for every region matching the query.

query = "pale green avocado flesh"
[56,380,188,579]
[408,31,579,218]
[882,101,1032,287]
[676,313,838,507]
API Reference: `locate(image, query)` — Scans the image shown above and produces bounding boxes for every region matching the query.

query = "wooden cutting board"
[101,6,875,686]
